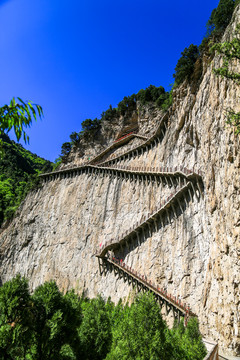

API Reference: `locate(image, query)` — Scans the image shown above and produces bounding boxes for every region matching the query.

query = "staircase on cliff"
[39,114,219,359]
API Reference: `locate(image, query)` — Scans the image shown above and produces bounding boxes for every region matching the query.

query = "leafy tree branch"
[0,97,43,143]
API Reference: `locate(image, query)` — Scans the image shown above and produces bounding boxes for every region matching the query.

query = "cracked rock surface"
[0,7,240,357]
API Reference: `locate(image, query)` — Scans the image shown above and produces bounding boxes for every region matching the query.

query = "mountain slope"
[0,134,53,225]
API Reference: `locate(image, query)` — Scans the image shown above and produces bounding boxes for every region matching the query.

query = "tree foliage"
[117,94,137,114]
[168,318,207,360]
[32,282,82,360]
[137,85,169,108]
[60,85,169,161]
[0,134,53,226]
[61,142,72,158]
[107,293,169,360]
[0,276,207,360]
[173,45,200,85]
[79,296,112,360]
[207,0,235,36]
[0,275,33,360]
[101,105,118,121]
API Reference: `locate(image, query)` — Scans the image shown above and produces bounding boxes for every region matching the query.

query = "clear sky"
[0,0,219,162]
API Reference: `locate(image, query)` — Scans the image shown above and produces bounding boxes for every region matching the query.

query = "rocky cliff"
[0,6,240,357]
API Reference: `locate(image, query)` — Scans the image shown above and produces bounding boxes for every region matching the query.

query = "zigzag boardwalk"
[39,120,204,328]
[97,256,196,324]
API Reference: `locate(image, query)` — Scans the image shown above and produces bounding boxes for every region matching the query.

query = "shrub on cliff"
[117,94,137,115]
[101,105,118,121]
[207,0,235,36]
[137,85,170,109]
[173,44,200,85]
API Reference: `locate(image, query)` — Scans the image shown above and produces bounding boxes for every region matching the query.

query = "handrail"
[202,339,219,360]
[114,127,139,141]
[114,130,147,143]
[101,257,196,317]
[39,164,203,179]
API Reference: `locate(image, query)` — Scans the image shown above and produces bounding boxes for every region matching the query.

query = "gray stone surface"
[0,5,240,357]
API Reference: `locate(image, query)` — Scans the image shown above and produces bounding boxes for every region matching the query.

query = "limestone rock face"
[0,7,240,357]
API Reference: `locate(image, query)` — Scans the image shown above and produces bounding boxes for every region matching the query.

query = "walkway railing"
[99,256,196,320]
[114,129,147,143]
[39,164,203,181]
[202,339,219,360]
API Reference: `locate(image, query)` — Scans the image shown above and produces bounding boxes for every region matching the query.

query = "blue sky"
[0,0,219,161]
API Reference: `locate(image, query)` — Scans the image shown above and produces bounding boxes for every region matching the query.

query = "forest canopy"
[0,275,207,360]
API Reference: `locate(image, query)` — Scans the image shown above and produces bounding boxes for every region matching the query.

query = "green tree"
[181,318,207,360]
[207,0,235,36]
[61,142,72,158]
[137,85,167,106]
[69,132,80,144]
[81,118,101,132]
[101,105,118,121]
[117,94,137,115]
[0,97,43,144]
[107,293,169,360]
[78,295,112,360]
[31,281,80,360]
[0,275,33,360]
[173,44,200,85]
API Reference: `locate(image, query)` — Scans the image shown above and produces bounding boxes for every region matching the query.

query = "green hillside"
[0,134,53,226]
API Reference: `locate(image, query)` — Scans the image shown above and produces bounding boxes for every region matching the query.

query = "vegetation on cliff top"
[60,0,239,161]
[0,275,207,360]
[0,134,53,226]
[60,84,169,161]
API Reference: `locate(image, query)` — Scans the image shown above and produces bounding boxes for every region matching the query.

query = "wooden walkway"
[39,164,203,183]
[39,113,207,332]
